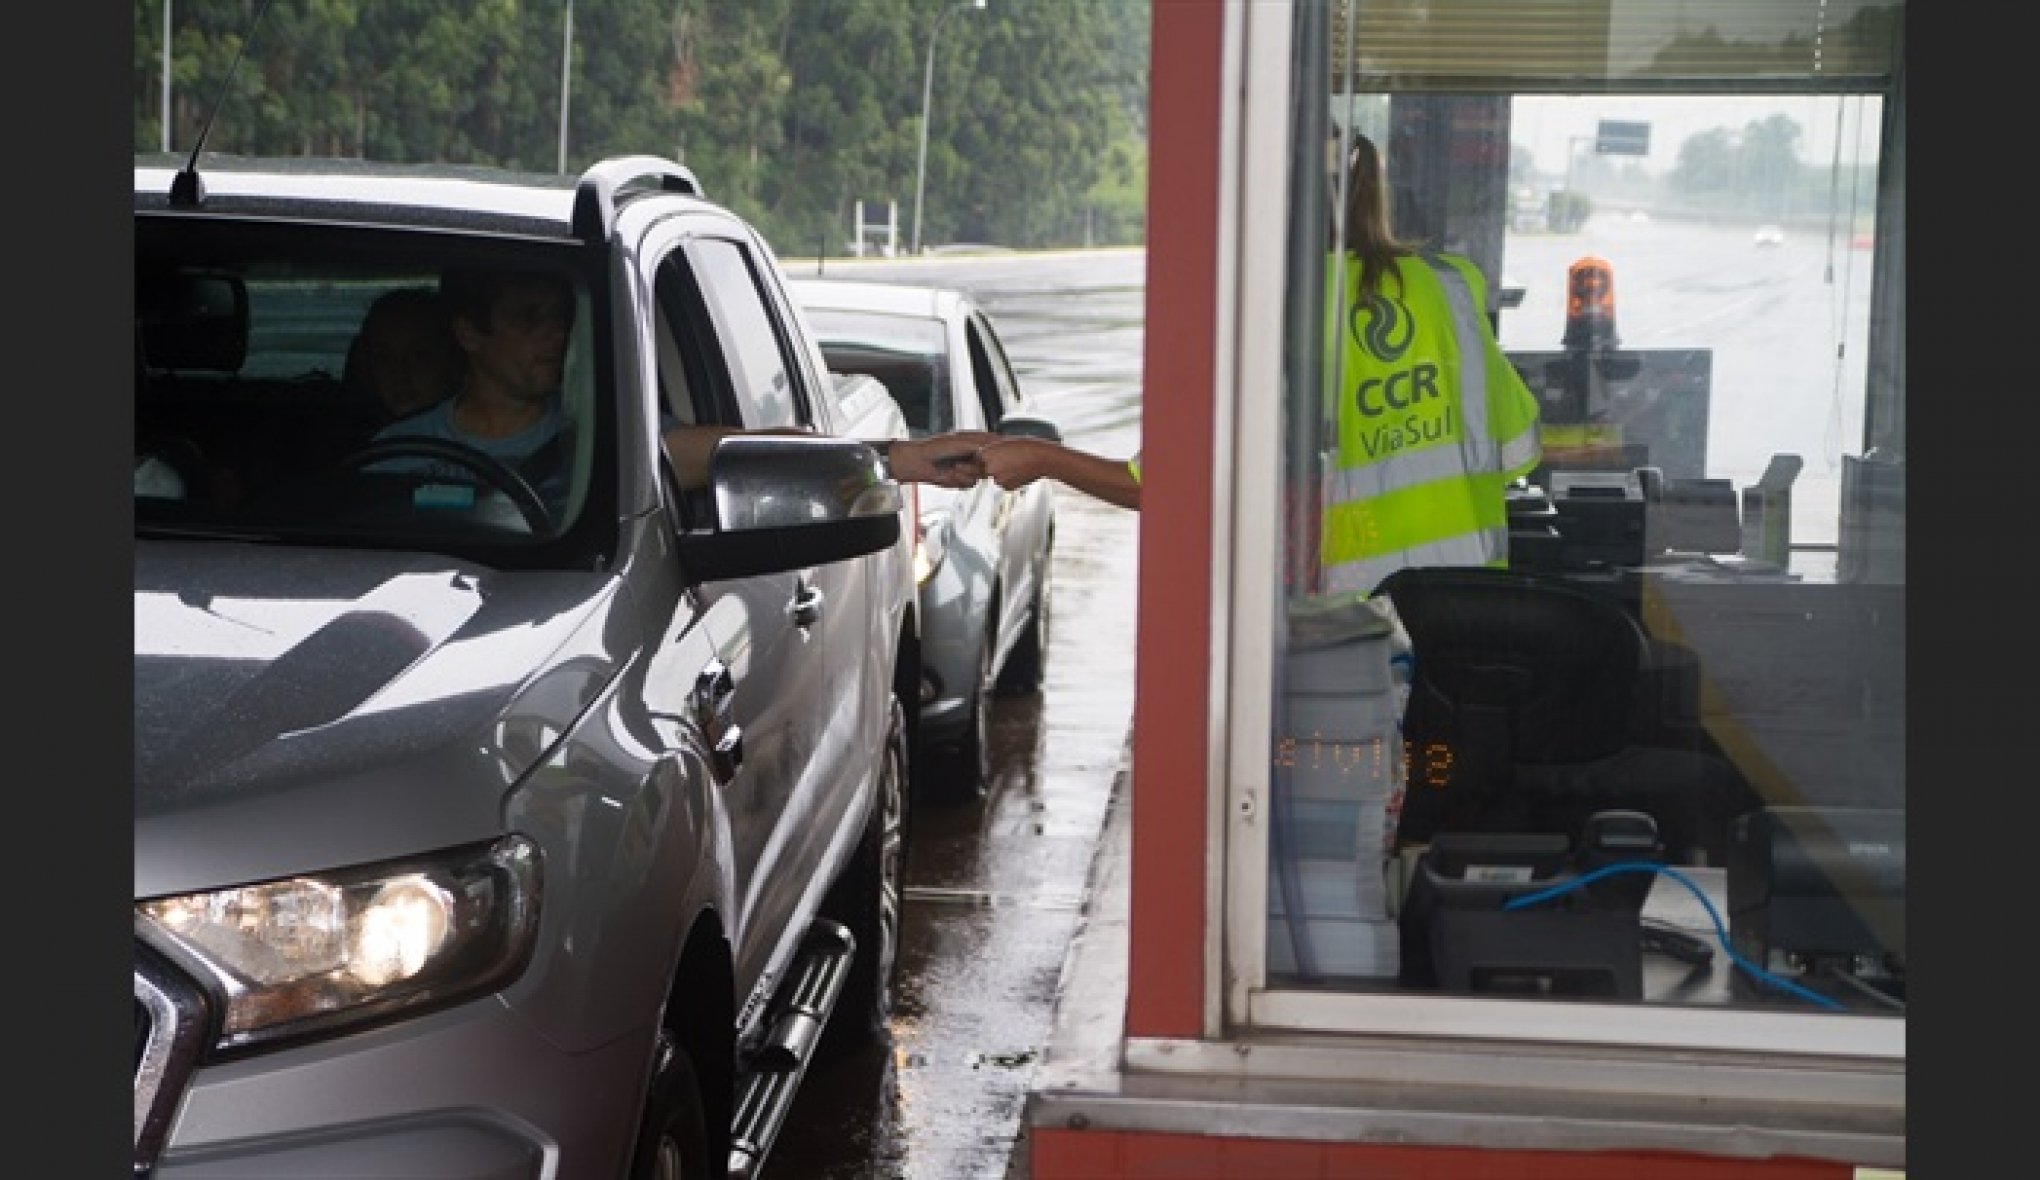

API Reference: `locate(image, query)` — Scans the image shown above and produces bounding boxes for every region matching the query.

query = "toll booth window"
[1257,0,1905,1028]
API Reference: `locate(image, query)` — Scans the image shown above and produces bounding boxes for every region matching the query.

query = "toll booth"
[1022,1,1906,1176]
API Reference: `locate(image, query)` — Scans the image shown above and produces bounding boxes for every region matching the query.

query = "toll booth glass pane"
[1264,0,1905,1027]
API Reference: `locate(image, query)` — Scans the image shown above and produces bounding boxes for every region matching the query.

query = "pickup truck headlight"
[136,836,541,1055]
[914,509,951,585]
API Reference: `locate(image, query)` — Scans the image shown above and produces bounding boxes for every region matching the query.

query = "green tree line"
[133,0,1150,255]
[1552,112,1877,229]
[1664,114,1873,226]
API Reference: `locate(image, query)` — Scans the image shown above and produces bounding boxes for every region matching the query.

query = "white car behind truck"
[790,277,1062,798]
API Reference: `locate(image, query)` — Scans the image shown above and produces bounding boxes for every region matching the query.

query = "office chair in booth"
[1376,565,1746,864]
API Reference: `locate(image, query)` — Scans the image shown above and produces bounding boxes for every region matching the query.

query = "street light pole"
[911,0,985,256]
[161,0,173,152]
[557,0,575,174]
[1563,134,1592,197]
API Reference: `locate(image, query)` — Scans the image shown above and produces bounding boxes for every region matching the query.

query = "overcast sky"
[1511,93,1885,178]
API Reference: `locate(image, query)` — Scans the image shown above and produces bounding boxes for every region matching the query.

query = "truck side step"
[727,919,857,1180]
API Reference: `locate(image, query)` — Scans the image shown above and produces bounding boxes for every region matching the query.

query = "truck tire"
[819,693,910,1059]
[629,1031,714,1180]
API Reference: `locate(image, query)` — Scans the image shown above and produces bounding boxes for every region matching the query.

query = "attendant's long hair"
[1337,132,1412,306]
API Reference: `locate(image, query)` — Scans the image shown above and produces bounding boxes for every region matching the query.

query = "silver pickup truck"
[133,155,918,1179]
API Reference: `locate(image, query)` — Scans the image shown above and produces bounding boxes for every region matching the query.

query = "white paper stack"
[1268,622,1407,981]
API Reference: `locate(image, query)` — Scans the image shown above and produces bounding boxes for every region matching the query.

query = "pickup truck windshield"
[135,223,610,562]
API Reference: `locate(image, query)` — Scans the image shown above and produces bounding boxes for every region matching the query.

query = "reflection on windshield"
[135,240,604,559]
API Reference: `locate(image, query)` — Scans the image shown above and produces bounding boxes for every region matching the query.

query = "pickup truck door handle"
[694,659,742,781]
[790,580,825,628]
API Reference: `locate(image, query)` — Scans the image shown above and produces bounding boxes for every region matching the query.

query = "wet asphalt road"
[764,248,1146,1180]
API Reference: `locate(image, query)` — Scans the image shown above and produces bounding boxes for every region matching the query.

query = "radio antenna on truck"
[169,0,277,208]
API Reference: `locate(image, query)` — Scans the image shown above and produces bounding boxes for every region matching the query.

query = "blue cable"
[1500,860,1847,1012]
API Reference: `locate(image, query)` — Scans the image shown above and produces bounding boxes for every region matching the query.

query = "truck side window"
[686,238,807,430]
[651,252,737,528]
[969,312,1024,428]
[653,258,711,427]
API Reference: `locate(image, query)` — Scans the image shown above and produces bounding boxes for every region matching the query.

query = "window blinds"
[1327,0,1902,92]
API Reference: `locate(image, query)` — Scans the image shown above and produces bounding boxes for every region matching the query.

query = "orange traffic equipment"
[1562,255,1620,351]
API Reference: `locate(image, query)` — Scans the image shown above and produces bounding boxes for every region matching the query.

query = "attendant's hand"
[975,437,1060,491]
[977,438,1141,509]
[888,431,997,487]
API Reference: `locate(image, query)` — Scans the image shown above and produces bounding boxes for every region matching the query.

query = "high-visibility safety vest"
[1319,251,1542,597]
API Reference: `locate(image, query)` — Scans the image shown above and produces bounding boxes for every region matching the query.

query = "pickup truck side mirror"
[996,412,1063,444]
[676,435,903,584]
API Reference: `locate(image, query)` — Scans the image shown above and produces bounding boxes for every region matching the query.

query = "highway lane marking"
[905,886,1087,912]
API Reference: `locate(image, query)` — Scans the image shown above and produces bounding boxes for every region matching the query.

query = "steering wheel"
[336,436,556,534]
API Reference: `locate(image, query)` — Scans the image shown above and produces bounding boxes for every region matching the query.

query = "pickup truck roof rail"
[573,156,703,245]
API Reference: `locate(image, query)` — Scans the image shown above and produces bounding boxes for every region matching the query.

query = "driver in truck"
[376,265,994,504]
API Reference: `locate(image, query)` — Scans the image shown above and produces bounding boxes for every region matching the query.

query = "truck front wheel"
[819,693,909,1059]
[630,1030,714,1179]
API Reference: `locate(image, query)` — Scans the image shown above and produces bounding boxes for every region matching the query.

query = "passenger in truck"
[344,286,464,425]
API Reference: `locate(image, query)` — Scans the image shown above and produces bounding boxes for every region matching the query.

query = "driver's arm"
[661,425,994,491]
[659,424,748,491]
